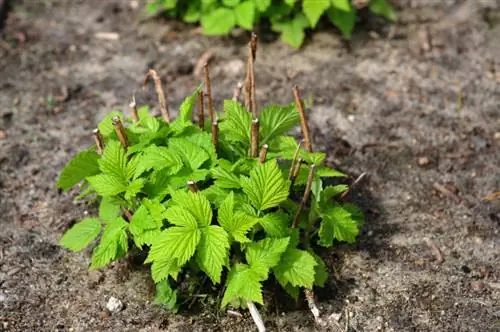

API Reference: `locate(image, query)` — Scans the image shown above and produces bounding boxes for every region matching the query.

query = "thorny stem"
[245,33,258,117]
[144,69,170,123]
[112,116,128,149]
[197,90,205,129]
[93,128,104,155]
[250,118,259,157]
[292,164,316,228]
[340,172,367,201]
[292,85,313,152]
[203,63,215,123]
[258,144,268,164]
[129,95,139,123]
[211,120,219,147]
[232,81,243,102]
[187,180,199,193]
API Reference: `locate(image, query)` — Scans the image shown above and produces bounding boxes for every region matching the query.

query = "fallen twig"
[144,69,170,123]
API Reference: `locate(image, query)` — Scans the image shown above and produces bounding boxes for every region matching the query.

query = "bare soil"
[1,1,499,331]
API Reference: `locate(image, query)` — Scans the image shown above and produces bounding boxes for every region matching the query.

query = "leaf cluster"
[57,86,364,311]
[145,0,396,48]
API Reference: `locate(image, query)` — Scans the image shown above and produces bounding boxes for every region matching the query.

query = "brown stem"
[289,158,303,188]
[250,118,259,157]
[144,69,170,123]
[258,144,268,164]
[292,85,313,152]
[211,120,219,147]
[123,208,133,221]
[112,116,128,149]
[232,81,243,102]
[129,95,139,123]
[245,33,258,116]
[203,63,215,123]
[340,172,367,201]
[288,140,304,180]
[187,180,199,193]
[292,164,316,228]
[93,128,105,155]
[197,90,205,129]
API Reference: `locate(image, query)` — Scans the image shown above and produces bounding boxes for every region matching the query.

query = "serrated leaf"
[223,0,240,7]
[151,258,181,283]
[318,204,359,246]
[240,160,290,211]
[196,226,229,284]
[327,6,356,38]
[218,193,258,243]
[98,111,123,137]
[212,165,241,189]
[143,198,167,227]
[331,0,350,11]
[321,185,348,204]
[259,104,300,144]
[154,279,178,312]
[255,0,271,12]
[129,205,160,248]
[369,0,396,22]
[303,0,330,27]
[171,87,201,133]
[135,145,183,178]
[60,218,102,252]
[183,131,218,167]
[273,14,309,49]
[86,174,127,197]
[311,252,328,287]
[201,8,236,35]
[234,1,255,30]
[221,264,263,308]
[171,191,212,227]
[90,217,128,269]
[202,184,231,208]
[246,237,290,279]
[57,149,100,191]
[163,206,198,228]
[99,197,121,222]
[273,248,317,288]
[220,100,252,144]
[125,178,145,200]
[317,166,345,177]
[169,137,209,170]
[147,227,201,266]
[258,212,290,237]
[98,140,127,181]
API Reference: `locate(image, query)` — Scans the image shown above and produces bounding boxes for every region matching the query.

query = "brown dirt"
[1,1,499,331]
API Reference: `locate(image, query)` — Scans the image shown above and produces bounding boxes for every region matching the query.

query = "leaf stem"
[292,164,316,228]
[292,85,313,152]
[197,90,205,129]
[92,128,104,155]
[250,118,259,157]
[258,144,268,164]
[144,69,170,123]
[203,63,215,124]
[112,116,128,149]
[340,172,367,201]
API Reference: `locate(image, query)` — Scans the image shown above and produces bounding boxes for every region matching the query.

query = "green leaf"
[273,248,317,288]
[321,184,348,204]
[196,225,230,284]
[57,149,100,191]
[202,184,231,208]
[254,0,271,12]
[143,198,167,227]
[234,1,255,30]
[223,0,240,7]
[211,164,241,189]
[201,8,236,35]
[259,104,300,144]
[147,226,201,266]
[273,14,309,49]
[98,111,123,137]
[303,0,330,27]
[369,0,396,22]
[317,166,345,177]
[331,0,350,11]
[99,197,121,222]
[86,174,127,197]
[129,205,160,248]
[171,191,213,227]
[98,140,127,181]
[183,131,218,167]
[327,6,356,38]
[151,258,181,283]
[221,264,263,308]
[246,237,290,279]
[219,193,258,243]
[258,212,290,237]
[220,100,252,144]
[154,279,178,312]
[168,137,210,170]
[60,218,102,252]
[135,145,183,178]
[91,217,128,269]
[184,3,200,22]
[125,178,145,200]
[318,204,359,246]
[163,206,199,228]
[240,160,290,211]
[311,252,328,287]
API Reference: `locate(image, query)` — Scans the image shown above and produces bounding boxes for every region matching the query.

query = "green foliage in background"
[57,86,364,311]
[145,0,396,48]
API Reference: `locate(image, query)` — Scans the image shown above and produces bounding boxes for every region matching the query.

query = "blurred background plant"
[145,0,396,48]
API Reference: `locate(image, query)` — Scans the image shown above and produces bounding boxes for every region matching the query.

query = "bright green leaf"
[369,0,396,22]
[201,8,236,35]
[246,237,290,279]
[234,1,255,30]
[221,264,263,308]
[196,225,230,284]
[147,226,201,266]
[86,174,127,197]
[90,217,128,269]
[327,6,356,38]
[98,197,121,222]
[168,137,209,170]
[318,204,359,246]
[98,140,127,181]
[134,145,183,178]
[60,218,102,252]
[163,206,198,228]
[154,279,178,312]
[98,111,123,137]
[57,149,100,191]
[211,165,241,189]
[220,100,252,144]
[259,104,300,144]
[331,0,350,11]
[273,248,317,288]
[151,258,181,283]
[258,212,290,237]
[254,0,271,12]
[303,0,330,27]
[171,191,213,227]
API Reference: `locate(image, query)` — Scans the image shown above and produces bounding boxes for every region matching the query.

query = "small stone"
[0,130,5,140]
[471,281,485,292]
[417,156,430,166]
[494,132,500,140]
[106,296,124,313]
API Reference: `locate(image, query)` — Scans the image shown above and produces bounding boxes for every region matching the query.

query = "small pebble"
[471,281,485,292]
[417,156,430,166]
[494,132,500,140]
[106,296,124,313]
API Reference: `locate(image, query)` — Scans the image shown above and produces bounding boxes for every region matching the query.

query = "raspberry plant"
[57,35,363,327]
